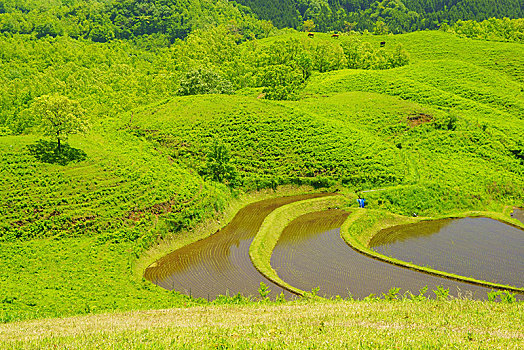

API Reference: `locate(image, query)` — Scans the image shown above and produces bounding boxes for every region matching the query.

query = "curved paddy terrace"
[144,193,330,300]
[271,210,494,299]
[369,217,524,288]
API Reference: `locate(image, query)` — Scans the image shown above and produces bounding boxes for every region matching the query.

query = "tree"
[31,94,88,151]
[303,19,316,32]
[259,64,303,100]
[373,20,389,34]
[203,142,238,185]
[177,67,234,96]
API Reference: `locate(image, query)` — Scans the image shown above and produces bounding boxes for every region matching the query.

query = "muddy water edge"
[271,210,495,300]
[144,193,331,300]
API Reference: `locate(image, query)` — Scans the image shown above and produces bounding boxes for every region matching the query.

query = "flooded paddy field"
[370,217,524,288]
[144,193,330,300]
[512,208,524,224]
[271,210,494,300]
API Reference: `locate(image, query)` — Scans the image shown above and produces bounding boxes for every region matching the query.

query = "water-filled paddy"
[271,210,492,299]
[370,217,524,288]
[513,208,524,224]
[144,193,329,300]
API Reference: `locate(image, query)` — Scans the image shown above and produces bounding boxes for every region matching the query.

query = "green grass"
[0,237,199,323]
[0,299,522,349]
[0,132,220,243]
[0,130,232,322]
[128,93,405,187]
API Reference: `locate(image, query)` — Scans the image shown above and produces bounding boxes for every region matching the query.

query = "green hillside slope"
[132,31,523,213]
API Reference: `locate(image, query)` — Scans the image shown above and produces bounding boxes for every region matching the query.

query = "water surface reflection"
[370,217,523,288]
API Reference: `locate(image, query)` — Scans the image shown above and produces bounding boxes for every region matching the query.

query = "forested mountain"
[1,0,522,40]
[0,0,268,42]
[234,0,524,32]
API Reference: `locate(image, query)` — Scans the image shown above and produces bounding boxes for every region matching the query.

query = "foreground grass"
[0,299,522,349]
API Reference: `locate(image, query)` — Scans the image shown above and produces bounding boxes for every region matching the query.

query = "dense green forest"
[1,0,522,41]
[235,0,524,32]
[0,0,270,42]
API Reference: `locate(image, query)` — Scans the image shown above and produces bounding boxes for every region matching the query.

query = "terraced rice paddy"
[370,217,524,288]
[271,210,492,299]
[144,194,329,300]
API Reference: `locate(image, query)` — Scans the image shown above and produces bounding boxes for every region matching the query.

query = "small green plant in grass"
[500,291,516,303]
[258,282,271,301]
[487,290,501,302]
[214,292,250,305]
[310,286,320,297]
[407,286,428,301]
[363,293,378,302]
[275,292,286,303]
[383,287,400,301]
[302,286,321,299]
[433,286,450,300]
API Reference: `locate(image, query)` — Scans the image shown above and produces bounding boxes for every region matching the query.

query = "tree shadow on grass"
[27,140,87,166]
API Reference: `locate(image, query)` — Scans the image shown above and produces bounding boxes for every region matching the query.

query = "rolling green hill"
[130,31,523,214]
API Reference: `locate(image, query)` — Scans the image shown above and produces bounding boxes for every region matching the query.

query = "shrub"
[259,64,303,100]
[201,142,238,186]
[177,67,234,96]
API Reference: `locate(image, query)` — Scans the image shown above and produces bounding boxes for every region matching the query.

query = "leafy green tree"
[373,20,389,34]
[303,19,316,32]
[259,64,303,100]
[30,94,88,151]
[203,142,238,185]
[177,67,234,96]
[312,41,347,73]
[295,52,313,81]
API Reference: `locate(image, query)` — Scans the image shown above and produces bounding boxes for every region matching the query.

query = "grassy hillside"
[128,93,405,187]
[1,29,523,326]
[0,131,231,321]
[132,31,523,214]
[1,299,522,349]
